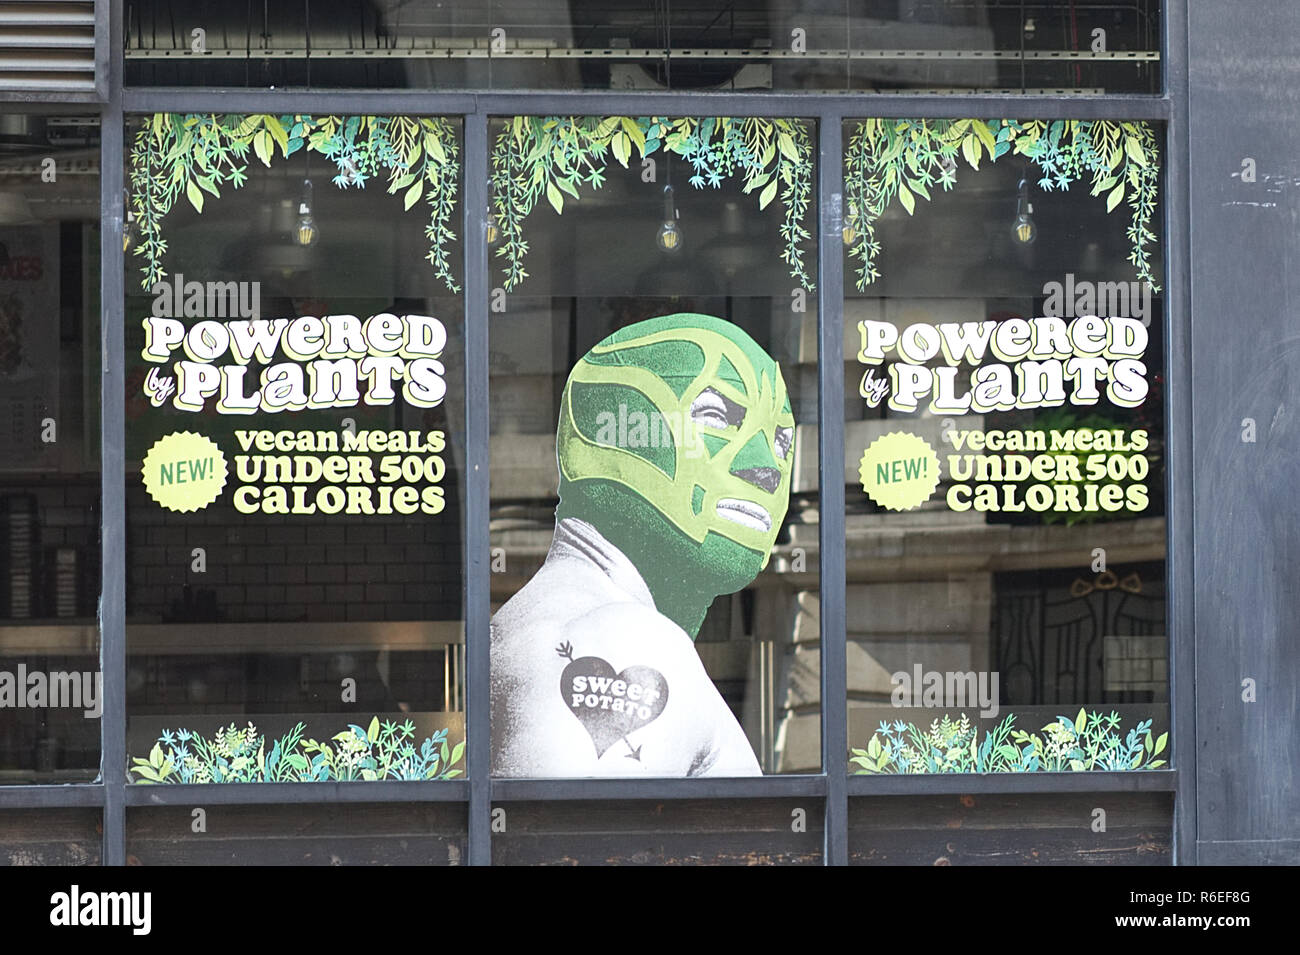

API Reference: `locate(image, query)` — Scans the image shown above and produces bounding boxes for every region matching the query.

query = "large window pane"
[488,115,820,777]
[842,118,1168,775]
[124,114,465,784]
[0,112,101,784]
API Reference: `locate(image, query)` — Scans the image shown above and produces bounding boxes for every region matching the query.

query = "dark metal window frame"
[0,0,1193,867]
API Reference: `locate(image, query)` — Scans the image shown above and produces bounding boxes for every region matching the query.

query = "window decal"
[489,116,815,291]
[129,114,462,293]
[491,314,795,778]
[844,119,1160,291]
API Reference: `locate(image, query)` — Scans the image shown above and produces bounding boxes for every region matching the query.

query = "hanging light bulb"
[294,179,318,247]
[122,189,141,252]
[655,184,682,254]
[842,202,859,246]
[1012,207,1036,244]
[485,204,501,247]
[123,211,141,252]
[1011,176,1037,245]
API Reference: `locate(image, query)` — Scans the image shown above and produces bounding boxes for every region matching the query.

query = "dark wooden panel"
[848,793,1171,865]
[1188,1,1300,851]
[126,803,466,865]
[1197,840,1300,866]
[491,799,823,866]
[0,808,101,865]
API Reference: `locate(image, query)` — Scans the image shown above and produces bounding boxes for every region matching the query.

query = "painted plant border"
[851,709,1168,775]
[130,717,465,784]
[844,118,1161,292]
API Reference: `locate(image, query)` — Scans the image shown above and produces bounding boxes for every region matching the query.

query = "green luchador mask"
[556,314,795,634]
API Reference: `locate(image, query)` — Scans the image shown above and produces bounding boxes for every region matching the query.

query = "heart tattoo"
[556,641,669,760]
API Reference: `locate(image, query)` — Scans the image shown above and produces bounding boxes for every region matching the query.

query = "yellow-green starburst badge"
[858,432,940,511]
[142,431,228,513]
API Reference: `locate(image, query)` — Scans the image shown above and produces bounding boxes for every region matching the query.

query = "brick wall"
[124,479,463,624]
[0,483,101,619]
[3,475,465,625]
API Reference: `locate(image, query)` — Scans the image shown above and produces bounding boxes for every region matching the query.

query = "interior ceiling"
[124,1,1158,49]
[122,1,1159,93]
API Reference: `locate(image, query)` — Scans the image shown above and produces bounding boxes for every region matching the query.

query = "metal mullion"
[123,88,1170,123]
[0,786,106,809]
[121,780,470,806]
[122,89,478,115]
[94,0,109,102]
[125,48,1159,63]
[1163,0,1196,868]
[816,112,848,867]
[1160,0,1173,97]
[491,776,827,802]
[467,92,1170,121]
[0,90,103,105]
[0,92,103,106]
[438,91,1170,122]
[99,0,125,867]
[462,106,492,867]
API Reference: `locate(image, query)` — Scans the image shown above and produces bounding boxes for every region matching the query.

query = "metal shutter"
[0,1,97,93]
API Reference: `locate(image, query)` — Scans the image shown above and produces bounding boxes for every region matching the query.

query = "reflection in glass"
[124,114,466,784]
[0,112,101,784]
[488,115,820,777]
[125,1,1161,94]
[842,118,1168,775]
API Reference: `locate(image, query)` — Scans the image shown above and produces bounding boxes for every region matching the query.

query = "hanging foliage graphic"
[844,118,1160,292]
[128,113,462,292]
[128,114,1155,301]
[489,115,816,291]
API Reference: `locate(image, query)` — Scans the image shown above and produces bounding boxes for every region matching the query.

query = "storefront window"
[124,1,1161,94]
[840,118,1168,775]
[487,115,820,777]
[0,0,1256,875]
[0,111,101,784]
[123,113,466,784]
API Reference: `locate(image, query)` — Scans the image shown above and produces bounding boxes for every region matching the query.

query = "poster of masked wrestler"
[490,313,795,777]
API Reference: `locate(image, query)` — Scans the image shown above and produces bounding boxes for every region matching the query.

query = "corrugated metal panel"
[0,1,96,92]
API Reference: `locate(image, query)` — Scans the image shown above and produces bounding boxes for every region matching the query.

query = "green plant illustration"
[129,718,465,783]
[844,118,1160,291]
[489,115,814,291]
[128,113,461,293]
[850,709,1167,774]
